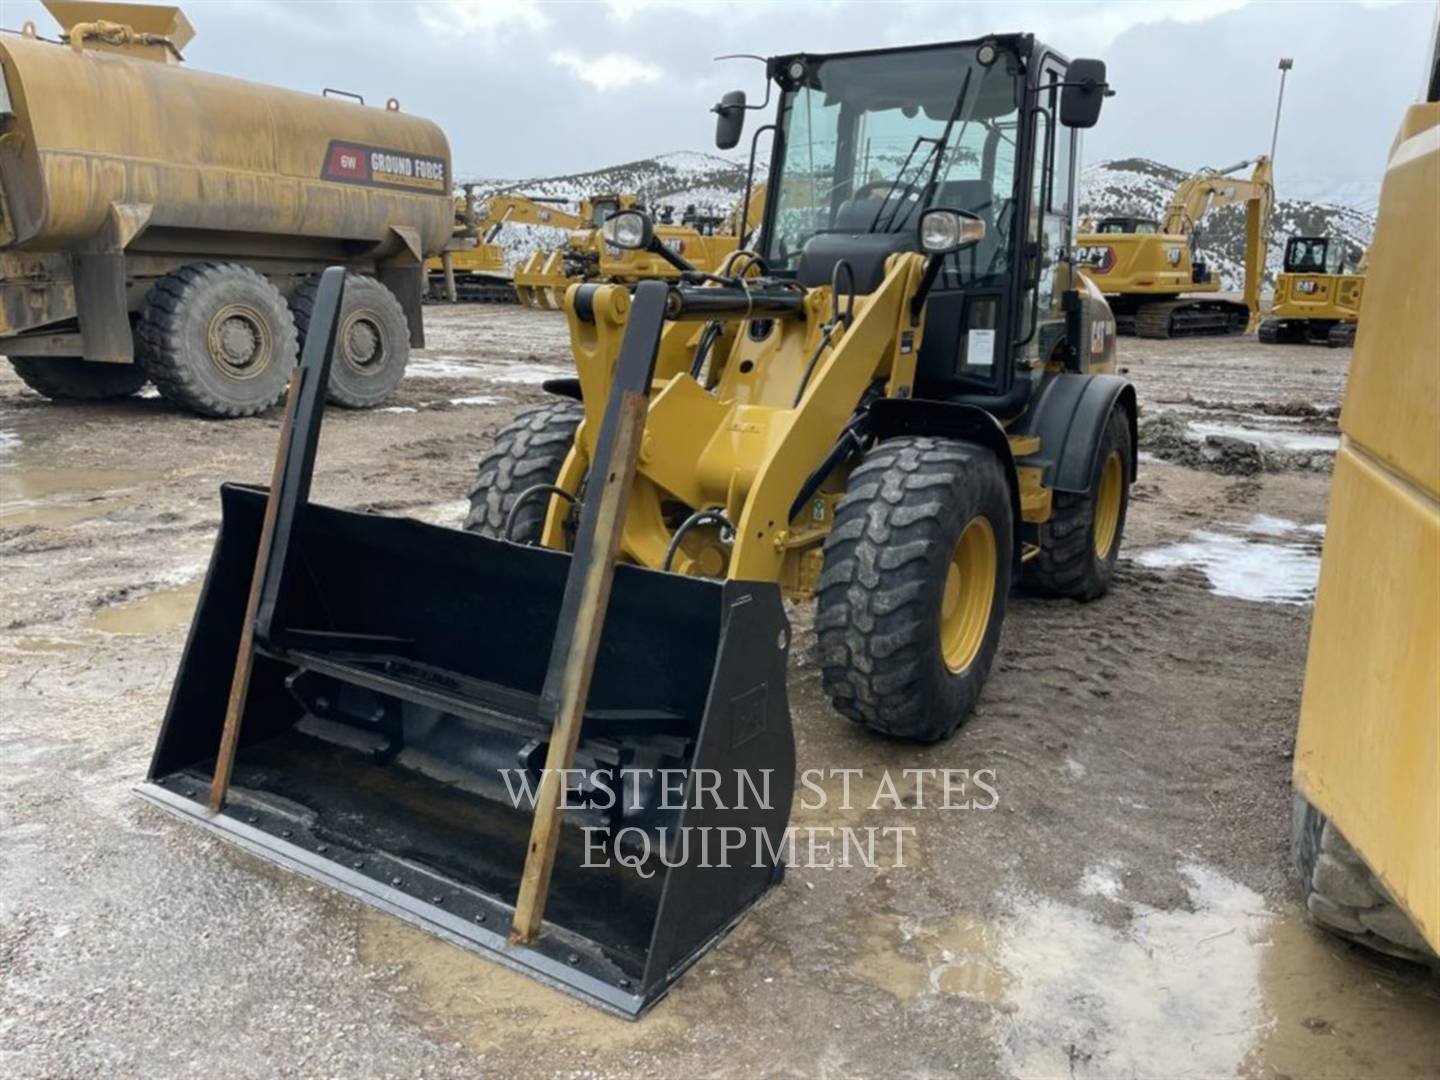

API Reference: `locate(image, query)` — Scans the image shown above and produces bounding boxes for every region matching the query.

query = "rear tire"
[816,436,1012,742]
[1024,407,1131,601]
[291,274,410,408]
[137,263,297,418]
[8,356,147,400]
[1293,794,1437,966]
[465,400,584,543]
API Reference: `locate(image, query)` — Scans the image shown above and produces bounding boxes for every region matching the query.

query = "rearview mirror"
[1060,59,1108,129]
[713,90,746,150]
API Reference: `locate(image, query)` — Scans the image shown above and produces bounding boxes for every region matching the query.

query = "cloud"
[550,50,663,91]
[418,0,550,44]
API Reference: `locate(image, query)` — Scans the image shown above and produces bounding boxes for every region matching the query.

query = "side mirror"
[1060,59,1108,129]
[601,209,655,251]
[713,90,746,150]
[919,208,986,255]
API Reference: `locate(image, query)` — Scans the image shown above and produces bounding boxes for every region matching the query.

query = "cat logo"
[1076,245,1115,273]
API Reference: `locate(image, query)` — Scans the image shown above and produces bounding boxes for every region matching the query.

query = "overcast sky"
[12,0,1435,189]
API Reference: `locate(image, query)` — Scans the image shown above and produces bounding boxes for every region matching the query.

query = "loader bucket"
[137,273,795,1018]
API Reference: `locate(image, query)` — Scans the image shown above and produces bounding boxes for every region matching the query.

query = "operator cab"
[1285,236,1346,275]
[716,37,1107,412]
[1094,216,1159,234]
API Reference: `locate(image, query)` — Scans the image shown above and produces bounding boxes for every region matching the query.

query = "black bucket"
[139,486,795,1016]
[137,273,795,1018]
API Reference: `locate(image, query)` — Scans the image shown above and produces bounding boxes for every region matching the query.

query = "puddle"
[1247,912,1440,1078]
[407,357,569,383]
[999,864,1272,1078]
[86,580,202,635]
[0,430,19,457]
[1187,421,1339,454]
[1132,528,1321,604]
[850,912,1009,1004]
[7,635,87,654]
[0,468,161,528]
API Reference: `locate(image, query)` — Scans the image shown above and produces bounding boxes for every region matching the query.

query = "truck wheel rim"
[1094,450,1124,558]
[941,516,997,674]
[207,305,271,379]
[342,314,385,372]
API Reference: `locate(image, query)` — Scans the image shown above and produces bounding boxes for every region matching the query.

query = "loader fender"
[1009,373,1137,494]
[542,376,584,401]
[866,396,1023,566]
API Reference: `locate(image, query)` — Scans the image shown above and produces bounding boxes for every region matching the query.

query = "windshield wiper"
[869,66,975,234]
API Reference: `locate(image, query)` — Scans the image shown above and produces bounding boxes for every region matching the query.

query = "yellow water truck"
[0,1,452,416]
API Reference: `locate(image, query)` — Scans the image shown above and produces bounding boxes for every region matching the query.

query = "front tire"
[137,263,297,418]
[291,274,410,408]
[465,401,584,543]
[1024,407,1131,600]
[8,357,147,401]
[817,436,1012,742]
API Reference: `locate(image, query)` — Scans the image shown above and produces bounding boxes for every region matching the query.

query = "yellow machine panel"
[1293,100,1440,952]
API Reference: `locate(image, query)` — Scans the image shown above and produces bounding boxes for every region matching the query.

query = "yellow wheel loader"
[1258,235,1365,348]
[1290,35,1439,965]
[142,36,1130,1018]
[1076,157,1274,337]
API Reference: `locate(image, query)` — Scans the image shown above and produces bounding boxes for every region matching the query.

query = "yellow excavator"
[1290,30,1438,966]
[1259,235,1366,348]
[425,184,515,303]
[1077,157,1273,337]
[488,189,764,308]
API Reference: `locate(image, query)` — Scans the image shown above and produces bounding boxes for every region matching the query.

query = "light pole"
[1270,58,1294,163]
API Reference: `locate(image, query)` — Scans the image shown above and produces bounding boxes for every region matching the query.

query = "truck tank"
[0,1,454,417]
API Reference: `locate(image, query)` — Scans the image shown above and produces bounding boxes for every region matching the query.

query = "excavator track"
[426,274,518,304]
[1327,321,1357,348]
[1134,299,1248,339]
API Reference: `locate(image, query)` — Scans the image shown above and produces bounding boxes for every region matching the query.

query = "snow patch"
[1186,421,1338,454]
[1132,529,1320,605]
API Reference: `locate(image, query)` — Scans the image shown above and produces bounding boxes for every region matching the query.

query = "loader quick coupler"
[139,274,797,1018]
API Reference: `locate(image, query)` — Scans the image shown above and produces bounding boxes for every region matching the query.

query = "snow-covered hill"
[1078,158,1374,289]
[464,151,1376,287]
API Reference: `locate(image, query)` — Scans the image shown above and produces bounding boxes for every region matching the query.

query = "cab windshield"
[764,45,1023,274]
[1285,237,1341,274]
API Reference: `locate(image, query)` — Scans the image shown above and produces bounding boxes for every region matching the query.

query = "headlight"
[919,208,985,255]
[601,210,653,251]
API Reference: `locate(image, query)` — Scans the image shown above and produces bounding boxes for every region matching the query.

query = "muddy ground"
[2,306,1436,1078]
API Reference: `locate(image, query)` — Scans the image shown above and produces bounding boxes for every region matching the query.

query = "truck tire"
[137,263,298,418]
[1292,794,1437,966]
[1023,406,1131,601]
[465,401,584,543]
[291,274,410,408]
[7,357,147,401]
[817,436,1012,742]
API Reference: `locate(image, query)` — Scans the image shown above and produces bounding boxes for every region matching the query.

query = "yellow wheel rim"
[1094,450,1124,558]
[941,516,997,674]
